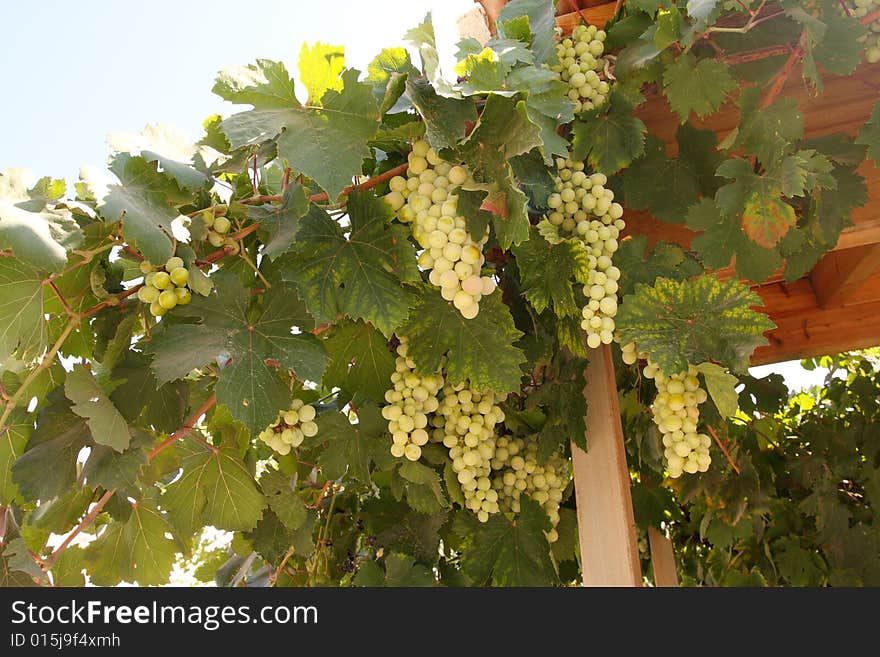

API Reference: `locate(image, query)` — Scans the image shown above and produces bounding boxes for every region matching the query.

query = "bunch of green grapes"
[198,207,240,254]
[432,383,507,523]
[622,342,711,478]
[552,23,611,113]
[846,0,880,63]
[490,435,570,543]
[382,337,444,462]
[258,398,319,456]
[384,140,497,319]
[137,256,194,317]
[546,158,625,348]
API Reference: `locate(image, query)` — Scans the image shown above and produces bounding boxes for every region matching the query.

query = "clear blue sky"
[0,0,472,181]
[0,0,826,391]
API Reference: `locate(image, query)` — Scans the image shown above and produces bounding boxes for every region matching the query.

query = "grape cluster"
[382,338,444,462]
[432,384,507,523]
[552,23,611,114]
[384,139,497,319]
[622,343,712,478]
[546,158,625,348]
[846,0,880,63]
[490,435,570,543]
[198,207,240,254]
[258,398,319,456]
[136,256,193,317]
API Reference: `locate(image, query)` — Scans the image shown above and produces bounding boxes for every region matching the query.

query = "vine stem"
[0,318,77,431]
[862,7,880,24]
[147,394,218,460]
[47,280,76,318]
[46,489,115,566]
[707,425,741,475]
[761,31,807,109]
[81,285,141,319]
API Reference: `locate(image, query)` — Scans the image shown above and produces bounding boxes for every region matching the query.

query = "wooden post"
[648,526,679,587]
[570,344,642,586]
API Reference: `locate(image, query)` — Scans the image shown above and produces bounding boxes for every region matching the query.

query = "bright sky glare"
[0,0,831,392]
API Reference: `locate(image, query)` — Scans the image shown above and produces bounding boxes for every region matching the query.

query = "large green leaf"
[98,155,179,266]
[148,275,326,432]
[498,0,559,65]
[353,552,435,586]
[84,501,183,586]
[212,58,298,108]
[0,169,81,274]
[406,77,477,151]
[322,320,394,402]
[662,54,737,123]
[0,258,46,363]
[285,191,418,336]
[218,64,379,200]
[616,275,776,374]
[398,289,525,393]
[250,183,311,260]
[163,440,267,534]
[513,229,591,317]
[571,88,647,175]
[856,102,880,166]
[298,42,345,104]
[106,124,210,191]
[316,405,387,484]
[452,498,557,586]
[0,411,30,504]
[81,430,150,497]
[260,470,308,530]
[65,364,132,452]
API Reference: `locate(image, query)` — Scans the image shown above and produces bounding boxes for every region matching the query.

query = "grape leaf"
[163,440,267,535]
[686,197,784,283]
[730,88,803,167]
[0,169,81,274]
[81,430,150,497]
[106,123,210,191]
[695,362,739,418]
[398,289,526,393]
[614,235,703,298]
[316,405,386,484]
[812,15,866,76]
[455,95,541,248]
[150,275,326,432]
[526,355,589,461]
[285,191,418,336]
[856,102,880,166]
[629,0,674,14]
[260,470,308,530]
[773,536,825,586]
[146,324,228,384]
[12,398,91,501]
[250,183,311,260]
[397,460,448,515]
[621,137,699,224]
[246,509,306,563]
[212,58,298,108]
[405,13,456,97]
[571,88,647,175]
[109,352,189,435]
[406,76,477,151]
[353,552,435,586]
[367,48,417,115]
[0,258,46,364]
[452,498,557,586]
[513,229,591,317]
[662,54,737,123]
[83,501,183,586]
[3,538,47,584]
[498,0,559,65]
[616,275,776,374]
[97,155,179,266]
[298,42,345,104]
[0,411,30,504]
[322,320,394,402]
[64,364,132,452]
[740,191,796,249]
[218,64,379,200]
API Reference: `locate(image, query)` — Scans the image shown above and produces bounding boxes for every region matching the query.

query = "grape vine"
[0,0,876,589]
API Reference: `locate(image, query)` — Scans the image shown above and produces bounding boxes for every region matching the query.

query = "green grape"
[258,398,319,455]
[551,23,611,114]
[383,139,496,319]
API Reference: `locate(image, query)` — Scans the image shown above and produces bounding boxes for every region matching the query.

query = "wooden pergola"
[469,0,880,586]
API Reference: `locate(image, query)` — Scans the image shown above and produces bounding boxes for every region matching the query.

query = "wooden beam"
[647,526,679,587]
[571,344,642,586]
[751,271,880,364]
[810,244,880,307]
